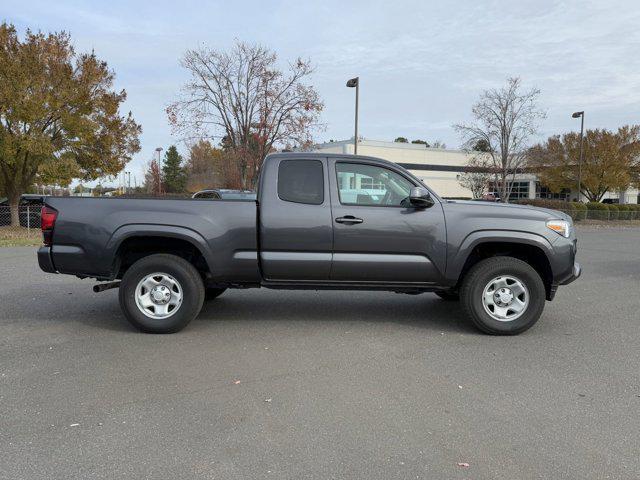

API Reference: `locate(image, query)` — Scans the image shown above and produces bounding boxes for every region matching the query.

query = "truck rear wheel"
[119,254,205,333]
[460,256,546,335]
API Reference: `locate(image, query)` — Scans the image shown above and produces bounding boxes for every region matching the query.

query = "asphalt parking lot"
[1,227,639,480]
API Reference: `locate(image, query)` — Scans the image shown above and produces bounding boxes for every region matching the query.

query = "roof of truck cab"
[265,152,399,167]
[264,152,443,202]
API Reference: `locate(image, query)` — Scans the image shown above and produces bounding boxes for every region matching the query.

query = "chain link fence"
[0,205,42,230]
[511,199,640,222]
[0,206,43,246]
[557,208,640,221]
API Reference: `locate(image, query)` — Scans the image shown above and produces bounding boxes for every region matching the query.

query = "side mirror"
[409,187,434,208]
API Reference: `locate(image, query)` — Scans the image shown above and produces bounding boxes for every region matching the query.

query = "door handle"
[335,215,363,224]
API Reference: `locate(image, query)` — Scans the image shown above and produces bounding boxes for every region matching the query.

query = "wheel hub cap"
[151,285,171,304]
[135,273,183,319]
[494,288,514,306]
[482,275,529,322]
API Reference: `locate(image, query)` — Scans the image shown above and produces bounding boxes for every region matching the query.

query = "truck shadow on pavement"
[194,290,475,334]
[5,286,474,334]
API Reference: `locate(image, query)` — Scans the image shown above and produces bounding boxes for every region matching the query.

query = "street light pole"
[572,111,584,202]
[346,77,359,154]
[155,147,163,169]
[155,147,163,195]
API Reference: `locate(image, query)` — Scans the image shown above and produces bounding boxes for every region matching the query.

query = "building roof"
[266,151,411,170]
[313,138,468,154]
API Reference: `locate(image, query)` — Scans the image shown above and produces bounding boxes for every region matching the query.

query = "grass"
[0,226,42,247]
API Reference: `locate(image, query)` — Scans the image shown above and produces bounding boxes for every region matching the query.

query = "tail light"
[41,206,58,246]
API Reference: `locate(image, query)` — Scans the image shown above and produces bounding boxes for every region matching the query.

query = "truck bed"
[41,197,260,283]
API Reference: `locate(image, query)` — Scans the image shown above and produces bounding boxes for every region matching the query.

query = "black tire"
[435,290,459,301]
[119,254,205,333]
[460,256,546,335]
[205,287,227,301]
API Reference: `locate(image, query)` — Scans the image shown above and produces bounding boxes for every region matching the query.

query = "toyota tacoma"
[37,153,581,334]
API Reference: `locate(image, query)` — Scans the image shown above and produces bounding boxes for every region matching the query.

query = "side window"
[278,159,324,205]
[336,163,414,206]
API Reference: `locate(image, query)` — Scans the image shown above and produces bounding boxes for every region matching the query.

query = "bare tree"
[454,77,545,202]
[167,41,323,189]
[458,156,492,199]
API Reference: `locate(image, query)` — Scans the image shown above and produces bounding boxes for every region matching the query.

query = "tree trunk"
[9,193,20,227]
[499,171,510,203]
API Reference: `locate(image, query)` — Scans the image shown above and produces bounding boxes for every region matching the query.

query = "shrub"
[514,198,582,220]
[617,204,631,220]
[586,202,609,220]
[607,204,620,220]
[570,202,587,221]
[627,204,640,220]
[514,198,567,209]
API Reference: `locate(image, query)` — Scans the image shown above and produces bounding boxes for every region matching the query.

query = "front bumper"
[37,246,57,273]
[560,261,581,285]
[548,261,581,300]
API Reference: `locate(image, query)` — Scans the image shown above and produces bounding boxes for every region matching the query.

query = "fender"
[445,229,554,284]
[105,224,214,277]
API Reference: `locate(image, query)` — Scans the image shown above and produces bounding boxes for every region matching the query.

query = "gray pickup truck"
[38,153,580,334]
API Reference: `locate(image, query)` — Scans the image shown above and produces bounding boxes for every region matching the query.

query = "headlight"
[546,219,571,238]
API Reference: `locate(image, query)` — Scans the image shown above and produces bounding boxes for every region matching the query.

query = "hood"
[444,200,572,222]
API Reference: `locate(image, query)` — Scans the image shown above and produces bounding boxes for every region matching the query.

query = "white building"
[312,139,639,204]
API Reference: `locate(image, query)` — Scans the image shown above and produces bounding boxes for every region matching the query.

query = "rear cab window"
[278,159,324,205]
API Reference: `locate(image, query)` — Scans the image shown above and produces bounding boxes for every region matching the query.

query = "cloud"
[2,0,639,182]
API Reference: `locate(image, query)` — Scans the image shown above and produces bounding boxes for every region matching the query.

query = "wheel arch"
[449,232,554,300]
[107,225,213,280]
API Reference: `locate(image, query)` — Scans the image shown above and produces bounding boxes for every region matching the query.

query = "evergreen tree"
[162,145,187,193]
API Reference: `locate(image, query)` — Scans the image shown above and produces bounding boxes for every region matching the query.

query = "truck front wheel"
[460,256,546,335]
[119,254,205,333]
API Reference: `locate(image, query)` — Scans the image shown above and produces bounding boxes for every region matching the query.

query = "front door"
[329,160,446,284]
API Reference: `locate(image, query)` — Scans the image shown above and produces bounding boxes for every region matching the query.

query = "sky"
[3,0,640,186]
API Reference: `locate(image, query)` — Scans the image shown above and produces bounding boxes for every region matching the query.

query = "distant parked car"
[20,195,47,228]
[0,194,47,227]
[192,189,256,200]
[480,193,501,202]
[602,198,620,204]
[192,189,222,199]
